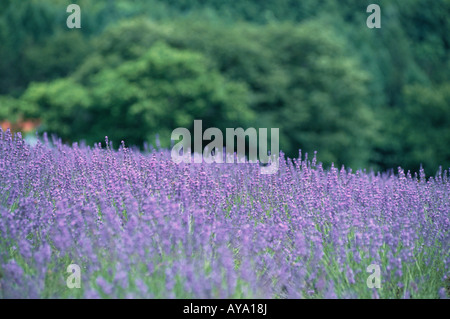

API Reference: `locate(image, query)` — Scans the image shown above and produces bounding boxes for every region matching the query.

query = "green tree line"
[0,0,449,174]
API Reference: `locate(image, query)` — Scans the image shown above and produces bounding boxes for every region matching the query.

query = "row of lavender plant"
[0,128,448,298]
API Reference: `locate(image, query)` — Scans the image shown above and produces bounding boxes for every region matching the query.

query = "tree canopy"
[0,0,449,174]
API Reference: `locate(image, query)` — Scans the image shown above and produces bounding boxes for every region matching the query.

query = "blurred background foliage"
[0,0,449,174]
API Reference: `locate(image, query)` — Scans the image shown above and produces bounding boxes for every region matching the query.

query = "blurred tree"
[20,41,253,148]
[21,31,89,83]
[21,79,91,139]
[400,83,450,174]
[0,0,61,95]
[0,95,39,123]
[1,0,449,173]
[264,21,377,169]
[85,41,253,147]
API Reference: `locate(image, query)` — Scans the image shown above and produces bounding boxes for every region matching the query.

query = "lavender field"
[0,128,448,299]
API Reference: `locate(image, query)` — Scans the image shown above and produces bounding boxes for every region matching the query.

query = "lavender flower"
[0,131,448,298]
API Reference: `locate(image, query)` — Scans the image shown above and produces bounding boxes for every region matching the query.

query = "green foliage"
[21,41,253,148]
[0,0,449,173]
[0,96,39,122]
[401,83,450,174]
[86,41,253,147]
[264,21,375,168]
[21,31,90,83]
[22,79,92,139]
[0,0,65,95]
